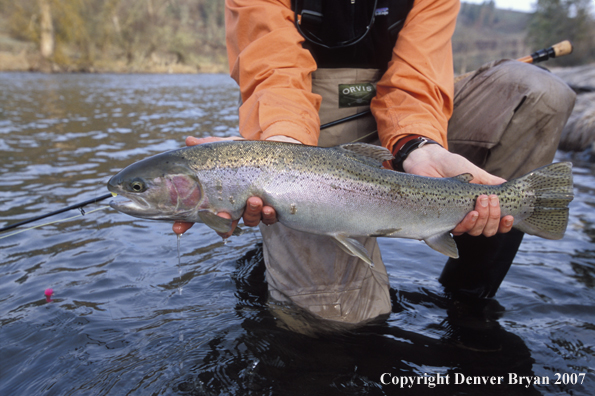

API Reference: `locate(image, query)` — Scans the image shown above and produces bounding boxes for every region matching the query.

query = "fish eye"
[129,178,147,193]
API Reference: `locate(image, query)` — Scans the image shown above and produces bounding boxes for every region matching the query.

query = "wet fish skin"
[107,141,574,265]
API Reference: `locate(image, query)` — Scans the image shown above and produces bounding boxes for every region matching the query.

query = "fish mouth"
[109,197,172,220]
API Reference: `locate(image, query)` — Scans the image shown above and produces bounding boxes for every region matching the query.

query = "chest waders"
[261,1,413,329]
[296,0,575,303]
[262,1,575,331]
[297,0,413,147]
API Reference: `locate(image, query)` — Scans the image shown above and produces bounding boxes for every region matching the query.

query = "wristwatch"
[392,136,441,172]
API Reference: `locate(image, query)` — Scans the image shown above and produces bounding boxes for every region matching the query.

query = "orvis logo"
[338,83,377,108]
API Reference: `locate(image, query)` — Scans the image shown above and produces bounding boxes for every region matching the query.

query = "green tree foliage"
[0,0,227,71]
[527,0,595,65]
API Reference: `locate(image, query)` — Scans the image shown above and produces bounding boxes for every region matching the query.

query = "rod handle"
[552,40,573,57]
[519,40,574,64]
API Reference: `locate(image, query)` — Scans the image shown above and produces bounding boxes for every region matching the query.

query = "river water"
[0,73,593,395]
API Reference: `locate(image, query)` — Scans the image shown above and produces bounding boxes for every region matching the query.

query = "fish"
[107,141,574,265]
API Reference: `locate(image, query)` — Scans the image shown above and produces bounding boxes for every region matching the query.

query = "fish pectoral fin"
[424,232,459,258]
[198,211,233,234]
[332,235,375,267]
[231,225,244,237]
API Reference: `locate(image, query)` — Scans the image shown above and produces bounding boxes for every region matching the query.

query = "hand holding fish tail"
[453,194,514,237]
[403,144,514,237]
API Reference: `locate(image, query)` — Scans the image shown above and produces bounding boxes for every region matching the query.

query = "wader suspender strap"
[294,0,378,49]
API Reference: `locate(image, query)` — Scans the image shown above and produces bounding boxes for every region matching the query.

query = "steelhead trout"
[107,141,574,265]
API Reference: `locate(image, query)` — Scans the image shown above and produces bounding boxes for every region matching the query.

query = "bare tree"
[38,0,54,59]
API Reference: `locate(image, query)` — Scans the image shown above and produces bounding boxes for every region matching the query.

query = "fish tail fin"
[513,162,573,240]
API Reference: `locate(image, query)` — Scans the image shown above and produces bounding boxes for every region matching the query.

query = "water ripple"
[0,73,593,396]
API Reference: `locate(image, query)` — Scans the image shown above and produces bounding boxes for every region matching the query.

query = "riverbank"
[0,30,227,74]
[0,47,227,74]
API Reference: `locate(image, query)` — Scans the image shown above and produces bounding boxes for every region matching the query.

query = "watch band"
[392,136,441,172]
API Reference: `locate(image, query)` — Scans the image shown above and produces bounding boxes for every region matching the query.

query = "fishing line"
[350,130,379,143]
[0,206,110,240]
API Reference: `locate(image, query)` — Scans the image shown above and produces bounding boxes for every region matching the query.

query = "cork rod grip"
[553,40,573,57]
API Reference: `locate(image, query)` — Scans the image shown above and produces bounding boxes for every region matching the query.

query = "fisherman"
[175,0,575,326]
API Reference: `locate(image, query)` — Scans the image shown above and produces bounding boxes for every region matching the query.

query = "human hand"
[403,144,514,237]
[172,136,279,237]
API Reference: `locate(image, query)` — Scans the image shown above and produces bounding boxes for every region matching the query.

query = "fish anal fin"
[424,232,459,258]
[332,234,375,267]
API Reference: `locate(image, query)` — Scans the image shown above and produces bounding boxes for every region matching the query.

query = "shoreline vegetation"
[2,1,593,75]
[0,47,227,74]
[1,0,594,155]
[0,0,229,74]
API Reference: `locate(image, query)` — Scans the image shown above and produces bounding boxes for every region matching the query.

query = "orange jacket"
[225,0,459,150]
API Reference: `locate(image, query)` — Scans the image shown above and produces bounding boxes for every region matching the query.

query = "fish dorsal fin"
[452,173,474,183]
[334,143,394,167]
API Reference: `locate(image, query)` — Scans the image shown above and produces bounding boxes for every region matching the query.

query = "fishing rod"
[1,41,574,234]
[455,40,573,83]
[0,193,112,233]
[320,110,371,130]
[517,40,573,64]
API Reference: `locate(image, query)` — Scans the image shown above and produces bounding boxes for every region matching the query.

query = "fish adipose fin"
[424,232,459,258]
[452,173,474,183]
[332,234,375,267]
[334,143,394,168]
[198,211,233,234]
[512,162,574,240]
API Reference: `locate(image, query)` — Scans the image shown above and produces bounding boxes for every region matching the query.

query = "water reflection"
[175,245,542,396]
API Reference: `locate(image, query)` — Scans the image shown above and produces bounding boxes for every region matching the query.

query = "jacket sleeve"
[225,0,321,145]
[372,0,460,151]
